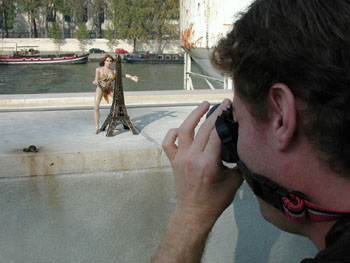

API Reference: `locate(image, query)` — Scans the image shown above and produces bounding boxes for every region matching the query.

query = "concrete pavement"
[0,90,232,177]
[0,105,190,177]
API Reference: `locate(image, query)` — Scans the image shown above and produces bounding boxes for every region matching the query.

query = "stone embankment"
[0,38,183,55]
[0,90,232,111]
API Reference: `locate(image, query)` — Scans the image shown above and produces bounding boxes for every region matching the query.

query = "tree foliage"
[74,22,89,52]
[90,0,107,38]
[0,0,16,37]
[3,0,179,43]
[50,21,62,52]
[50,21,62,43]
[18,0,43,37]
[153,0,179,38]
[107,0,179,51]
[151,0,180,52]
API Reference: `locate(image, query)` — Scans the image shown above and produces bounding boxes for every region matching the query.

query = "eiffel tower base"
[100,114,138,137]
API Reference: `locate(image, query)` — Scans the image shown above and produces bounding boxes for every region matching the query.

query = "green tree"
[91,0,107,38]
[0,0,16,38]
[151,0,179,52]
[108,0,154,52]
[105,27,117,51]
[50,21,62,53]
[129,0,154,50]
[108,0,129,38]
[75,22,89,52]
[108,0,179,52]
[70,0,88,23]
[59,0,75,38]
[18,0,42,38]
[43,0,66,37]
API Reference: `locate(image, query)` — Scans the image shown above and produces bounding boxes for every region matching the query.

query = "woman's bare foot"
[94,128,100,134]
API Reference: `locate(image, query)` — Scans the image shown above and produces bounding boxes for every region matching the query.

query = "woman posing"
[92,54,139,134]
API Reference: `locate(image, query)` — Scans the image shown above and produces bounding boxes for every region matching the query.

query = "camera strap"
[237,160,350,223]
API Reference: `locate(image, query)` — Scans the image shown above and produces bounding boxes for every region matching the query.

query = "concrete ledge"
[0,90,233,111]
[0,146,168,178]
[0,106,195,178]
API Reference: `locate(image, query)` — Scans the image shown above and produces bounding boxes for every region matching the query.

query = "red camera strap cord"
[282,194,350,223]
[237,160,350,224]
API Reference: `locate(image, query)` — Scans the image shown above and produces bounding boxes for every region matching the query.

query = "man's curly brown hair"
[211,0,350,176]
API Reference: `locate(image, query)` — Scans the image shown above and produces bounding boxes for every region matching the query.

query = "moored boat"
[180,0,254,78]
[0,51,89,65]
[123,51,184,64]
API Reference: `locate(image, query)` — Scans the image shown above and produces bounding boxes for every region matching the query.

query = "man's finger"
[177,101,210,150]
[204,129,222,161]
[192,99,231,152]
[162,128,178,161]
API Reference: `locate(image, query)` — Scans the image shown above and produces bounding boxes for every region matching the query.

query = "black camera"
[206,104,239,163]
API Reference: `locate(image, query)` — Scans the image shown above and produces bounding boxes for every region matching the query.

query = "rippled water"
[0,62,217,94]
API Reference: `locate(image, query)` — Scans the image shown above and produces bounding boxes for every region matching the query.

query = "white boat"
[180,0,254,80]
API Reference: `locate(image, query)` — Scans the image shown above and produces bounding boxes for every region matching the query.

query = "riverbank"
[0,38,183,54]
[0,90,232,111]
[88,52,124,62]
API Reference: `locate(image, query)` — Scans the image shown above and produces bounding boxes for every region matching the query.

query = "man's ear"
[269,83,297,151]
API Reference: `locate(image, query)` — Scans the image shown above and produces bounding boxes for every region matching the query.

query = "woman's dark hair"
[99,54,114,66]
[211,0,350,176]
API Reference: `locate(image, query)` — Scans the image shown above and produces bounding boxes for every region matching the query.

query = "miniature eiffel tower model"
[100,55,138,136]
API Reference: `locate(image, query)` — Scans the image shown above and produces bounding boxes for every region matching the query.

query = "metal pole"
[224,76,233,90]
[183,52,187,90]
[184,52,193,90]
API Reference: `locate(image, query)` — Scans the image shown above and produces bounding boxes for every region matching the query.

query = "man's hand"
[163,99,243,222]
[152,100,243,263]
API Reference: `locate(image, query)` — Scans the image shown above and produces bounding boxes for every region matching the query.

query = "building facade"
[1,1,109,38]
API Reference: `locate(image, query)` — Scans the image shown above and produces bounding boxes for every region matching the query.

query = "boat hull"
[123,53,184,64]
[123,58,184,64]
[0,54,89,65]
[180,0,254,78]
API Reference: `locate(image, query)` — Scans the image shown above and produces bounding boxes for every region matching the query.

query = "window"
[47,10,55,22]
[99,7,104,23]
[83,8,88,22]
[64,15,71,22]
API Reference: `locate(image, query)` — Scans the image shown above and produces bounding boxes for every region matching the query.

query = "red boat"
[0,50,89,65]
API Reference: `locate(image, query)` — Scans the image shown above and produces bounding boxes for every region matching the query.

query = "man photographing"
[152,0,350,262]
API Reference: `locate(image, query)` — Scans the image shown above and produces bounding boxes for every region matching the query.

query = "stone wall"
[0,38,183,54]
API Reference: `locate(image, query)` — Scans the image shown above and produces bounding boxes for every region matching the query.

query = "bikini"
[98,72,115,103]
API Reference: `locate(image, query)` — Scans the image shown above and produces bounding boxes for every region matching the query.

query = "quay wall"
[0,38,183,54]
[0,90,233,111]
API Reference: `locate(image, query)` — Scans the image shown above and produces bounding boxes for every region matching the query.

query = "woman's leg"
[93,87,103,134]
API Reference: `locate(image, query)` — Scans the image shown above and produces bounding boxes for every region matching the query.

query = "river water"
[0,62,221,94]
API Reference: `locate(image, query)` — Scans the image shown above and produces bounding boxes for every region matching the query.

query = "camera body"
[206,104,239,163]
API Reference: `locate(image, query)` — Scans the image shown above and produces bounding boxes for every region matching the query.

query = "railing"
[183,52,232,90]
